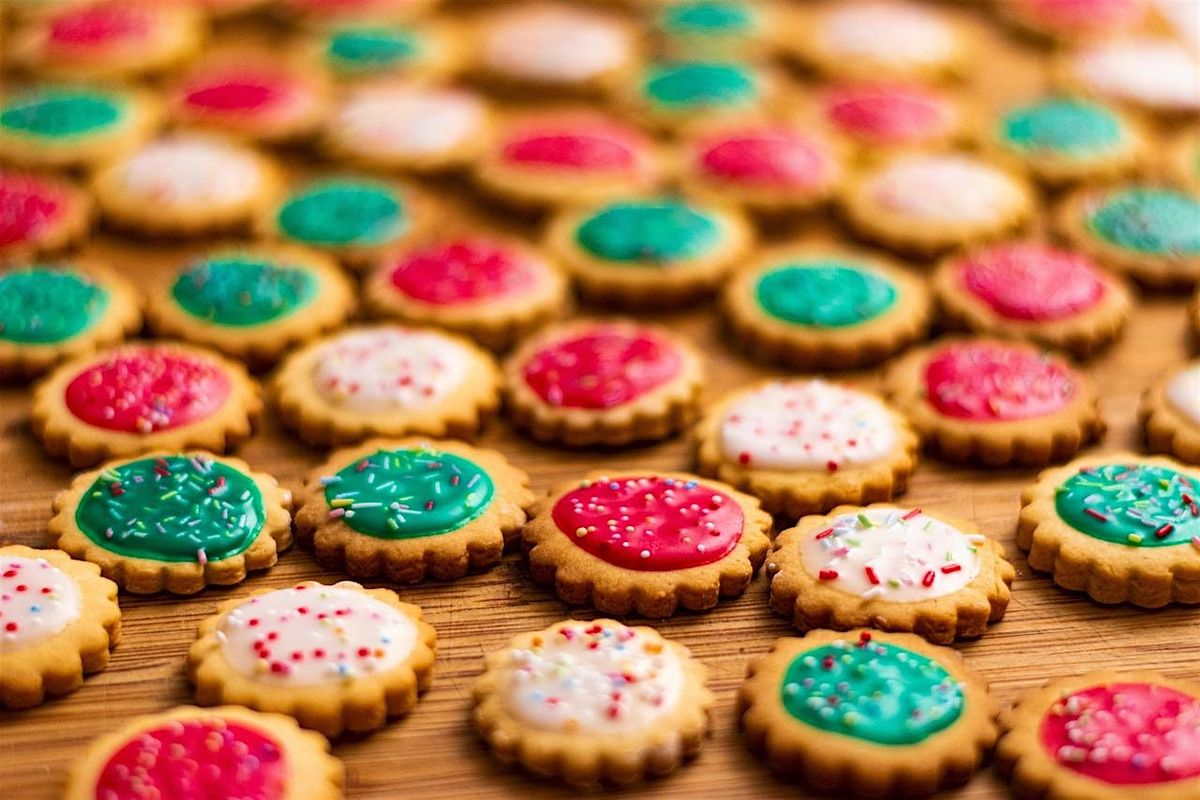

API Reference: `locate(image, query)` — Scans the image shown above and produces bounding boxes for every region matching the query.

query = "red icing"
[181,72,297,115]
[821,83,953,146]
[551,476,744,570]
[956,243,1105,321]
[48,4,152,49]
[1015,0,1145,32]
[522,328,682,410]
[387,238,541,305]
[1040,683,1200,785]
[0,174,65,249]
[501,126,642,172]
[64,348,232,433]
[923,342,1077,421]
[95,718,289,800]
[695,129,830,187]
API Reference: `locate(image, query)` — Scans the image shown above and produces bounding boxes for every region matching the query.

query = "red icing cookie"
[0,173,65,249]
[820,83,957,148]
[522,328,682,410]
[923,342,1076,421]
[181,72,296,115]
[694,128,831,187]
[502,131,639,172]
[48,4,152,50]
[956,243,1105,322]
[1008,0,1146,38]
[387,238,540,306]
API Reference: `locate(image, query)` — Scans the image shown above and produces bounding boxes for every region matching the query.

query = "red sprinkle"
[1156,523,1175,539]
[1084,508,1109,522]
[814,527,834,540]
[901,507,922,521]
[818,569,839,581]
[865,566,880,585]
[826,460,839,473]
[941,564,962,574]
[922,570,935,587]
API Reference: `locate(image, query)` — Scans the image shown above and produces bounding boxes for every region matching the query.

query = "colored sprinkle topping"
[0,267,109,344]
[172,255,317,327]
[756,261,896,328]
[0,555,81,653]
[923,342,1076,422]
[326,26,423,75]
[1086,188,1200,257]
[0,87,125,140]
[955,242,1104,322]
[1054,463,1200,548]
[0,172,67,249]
[575,199,721,264]
[276,179,407,247]
[387,238,541,306]
[642,60,758,110]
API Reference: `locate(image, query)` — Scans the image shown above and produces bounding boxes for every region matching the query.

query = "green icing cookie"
[1054,463,1200,547]
[277,180,407,247]
[780,636,965,746]
[643,61,757,109]
[1000,98,1124,158]
[172,256,317,327]
[661,1,754,35]
[755,262,897,327]
[326,27,421,74]
[322,447,495,539]
[0,267,109,344]
[0,88,124,140]
[575,200,721,263]
[1086,188,1200,256]
[74,455,266,563]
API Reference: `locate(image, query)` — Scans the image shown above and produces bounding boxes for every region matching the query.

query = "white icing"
[218,584,418,687]
[333,86,486,157]
[482,7,630,82]
[497,621,684,734]
[720,380,898,470]
[799,507,982,602]
[1167,364,1200,426]
[313,328,470,412]
[119,138,264,205]
[0,556,82,653]
[870,154,1022,223]
[1074,38,1200,112]
[819,2,956,67]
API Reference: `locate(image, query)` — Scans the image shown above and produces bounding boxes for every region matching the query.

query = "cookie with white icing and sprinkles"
[545,196,753,309]
[364,233,567,351]
[523,471,771,616]
[767,505,1013,643]
[814,82,967,157]
[654,0,777,59]
[885,338,1103,467]
[1143,361,1200,464]
[64,705,344,800]
[1055,36,1200,116]
[720,244,931,370]
[276,0,438,28]
[190,580,436,736]
[503,319,704,447]
[49,451,291,594]
[999,0,1148,43]
[997,670,1200,800]
[1057,184,1200,290]
[1168,129,1200,193]
[739,629,997,795]
[472,618,713,787]
[145,245,353,368]
[316,22,461,82]
[294,438,532,581]
[274,325,499,446]
[628,59,781,132]
[932,241,1131,359]
[1018,453,1200,607]
[0,544,120,709]
[0,168,92,264]
[694,379,920,518]
[32,342,261,467]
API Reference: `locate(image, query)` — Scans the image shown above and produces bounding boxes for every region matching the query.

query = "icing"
[75,454,266,563]
[923,342,1076,421]
[172,255,316,327]
[0,556,81,653]
[818,2,956,66]
[0,172,67,249]
[522,327,682,409]
[386,238,542,305]
[1041,683,1200,785]
[1074,38,1200,111]
[955,243,1105,321]
[325,27,422,74]
[755,261,896,327]
[643,61,758,110]
[821,83,954,146]
[575,199,721,263]
[695,128,831,187]
[119,139,263,205]
[720,380,898,471]
[552,476,744,571]
[483,8,628,81]
[781,632,964,745]
[1085,188,1200,256]
[276,179,406,246]
[321,446,495,538]
[662,1,754,36]
[219,584,418,686]
[1013,0,1145,34]
[64,347,232,433]
[1166,364,1200,426]
[47,4,153,51]
[313,328,468,412]
[1000,98,1125,158]
[870,154,1022,223]
[0,267,109,343]
[334,86,484,157]
[500,123,643,173]
[1054,463,1200,547]
[499,621,684,734]
[178,68,311,121]
[0,88,124,140]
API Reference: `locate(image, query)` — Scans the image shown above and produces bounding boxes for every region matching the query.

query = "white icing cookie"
[819,2,955,66]
[119,138,265,205]
[871,154,1022,223]
[333,86,486,157]
[482,7,629,82]
[1167,364,1200,427]
[313,328,470,412]
[1072,38,1200,112]
[0,555,82,653]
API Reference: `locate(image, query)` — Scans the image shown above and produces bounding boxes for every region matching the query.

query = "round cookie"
[628,59,780,132]
[1142,361,1200,464]
[654,0,777,59]
[1000,0,1148,42]
[814,81,967,156]
[1055,36,1200,116]
[0,168,92,264]
[316,22,461,82]
[276,0,438,28]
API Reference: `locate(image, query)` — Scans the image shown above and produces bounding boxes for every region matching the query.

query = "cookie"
[0,168,92,264]
[364,233,568,351]
[321,83,489,174]
[654,0,777,59]
[932,241,1132,358]
[49,451,292,594]
[523,471,771,616]
[64,705,344,800]
[720,243,932,369]
[316,22,461,82]
[545,196,753,309]
[1055,36,1200,116]
[277,0,437,27]
[503,319,704,447]
[293,438,533,581]
[145,244,354,368]
[1018,453,1200,607]
[1168,129,1200,192]
[694,379,920,518]
[999,0,1148,42]
[472,618,713,787]
[0,85,160,171]
[628,59,781,132]
[885,338,1103,467]
[814,81,967,157]
[91,135,282,237]
[1143,361,1200,464]
[0,544,120,709]
[32,341,261,467]
[739,629,997,795]
[997,670,1200,800]
[1057,184,1200,290]
[274,325,499,446]
[190,579,437,736]
[767,505,1013,643]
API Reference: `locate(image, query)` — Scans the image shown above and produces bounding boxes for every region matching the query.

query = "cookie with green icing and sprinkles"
[739,629,997,795]
[317,22,460,82]
[295,438,533,583]
[630,59,776,131]
[49,451,292,594]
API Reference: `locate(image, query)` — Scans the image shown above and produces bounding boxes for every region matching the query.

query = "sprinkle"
[818,569,839,581]
[1155,523,1174,539]
[901,508,922,521]
[1084,508,1109,522]
[921,571,935,587]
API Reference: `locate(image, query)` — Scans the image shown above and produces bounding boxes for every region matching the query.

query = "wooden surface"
[2,3,1198,799]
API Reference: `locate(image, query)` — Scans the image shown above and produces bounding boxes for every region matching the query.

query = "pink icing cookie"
[0,173,67,250]
[522,328,682,410]
[819,82,957,147]
[955,243,1105,322]
[174,65,320,133]
[386,238,541,306]
[693,127,832,188]
[1009,0,1146,38]
[923,342,1076,421]
[47,3,153,50]
[501,128,642,173]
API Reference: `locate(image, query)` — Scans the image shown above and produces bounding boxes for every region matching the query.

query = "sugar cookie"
[628,59,781,132]
[1142,361,1200,464]
[814,81,967,156]
[654,0,777,59]
[1056,36,1200,116]
[316,22,461,82]
[0,168,92,264]
[1000,0,1148,42]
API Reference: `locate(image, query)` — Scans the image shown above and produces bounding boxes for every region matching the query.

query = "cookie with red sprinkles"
[189,580,437,737]
[1142,360,1200,464]
[522,471,771,616]
[472,618,713,787]
[0,168,92,264]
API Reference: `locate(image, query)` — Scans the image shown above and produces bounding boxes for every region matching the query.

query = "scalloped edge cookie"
[0,168,93,264]
[1141,361,1200,464]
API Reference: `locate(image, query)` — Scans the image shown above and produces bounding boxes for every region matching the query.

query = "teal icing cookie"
[0,87,127,141]
[171,256,317,328]
[324,26,424,76]
[661,1,755,37]
[1086,188,1200,256]
[0,267,110,344]
[276,179,409,248]
[642,60,759,111]
[575,199,722,263]
[755,262,897,327]
[999,98,1125,159]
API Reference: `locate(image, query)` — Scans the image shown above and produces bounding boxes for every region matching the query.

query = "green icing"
[1000,98,1123,158]
[1086,188,1200,256]
[277,180,407,247]
[642,61,757,109]
[781,637,965,746]
[171,256,317,327]
[1054,463,1200,547]
[0,267,109,344]
[322,447,495,539]
[0,88,124,140]
[755,262,897,327]
[74,455,266,563]
[326,27,421,74]
[575,200,721,263]
[661,1,754,35]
